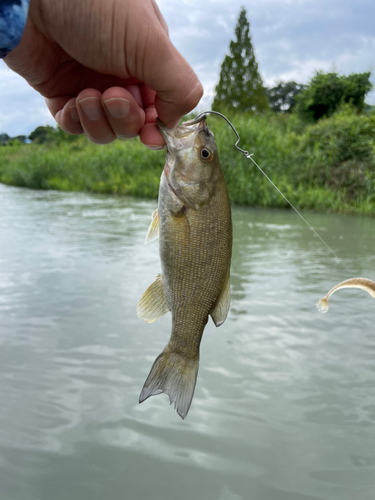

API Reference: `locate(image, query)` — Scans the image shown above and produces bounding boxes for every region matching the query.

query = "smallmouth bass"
[137,115,232,419]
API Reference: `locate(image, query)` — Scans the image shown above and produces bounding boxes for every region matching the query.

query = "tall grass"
[1,108,374,214]
[0,138,165,198]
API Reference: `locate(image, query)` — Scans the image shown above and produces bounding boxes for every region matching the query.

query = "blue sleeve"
[0,0,30,58]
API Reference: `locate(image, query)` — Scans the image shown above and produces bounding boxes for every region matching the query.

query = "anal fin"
[211,272,230,327]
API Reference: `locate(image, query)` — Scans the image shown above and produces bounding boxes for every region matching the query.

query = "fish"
[316,277,375,313]
[137,115,232,419]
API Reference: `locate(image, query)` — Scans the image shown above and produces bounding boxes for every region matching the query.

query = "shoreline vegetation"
[2,8,374,215]
[1,108,375,215]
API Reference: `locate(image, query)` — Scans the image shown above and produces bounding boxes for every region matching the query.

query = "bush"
[295,71,373,122]
[295,106,375,201]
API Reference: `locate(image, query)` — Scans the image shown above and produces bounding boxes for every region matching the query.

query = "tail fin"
[139,350,199,419]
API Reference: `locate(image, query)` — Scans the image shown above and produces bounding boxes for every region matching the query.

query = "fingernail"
[145,144,166,150]
[103,98,130,119]
[69,105,80,123]
[78,97,103,120]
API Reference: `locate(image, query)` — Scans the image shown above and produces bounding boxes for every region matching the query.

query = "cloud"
[0,61,55,136]
[1,0,375,136]
[157,0,375,103]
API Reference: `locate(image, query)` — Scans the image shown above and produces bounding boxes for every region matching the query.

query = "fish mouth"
[156,118,174,149]
[181,113,207,126]
[157,115,207,149]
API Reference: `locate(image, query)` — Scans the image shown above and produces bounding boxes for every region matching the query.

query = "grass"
[0,138,164,198]
[1,108,374,215]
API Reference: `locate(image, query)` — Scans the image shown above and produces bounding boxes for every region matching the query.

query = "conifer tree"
[212,8,268,113]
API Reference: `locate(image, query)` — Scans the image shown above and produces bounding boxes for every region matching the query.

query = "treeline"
[1,104,374,214]
[0,7,374,215]
[0,125,79,146]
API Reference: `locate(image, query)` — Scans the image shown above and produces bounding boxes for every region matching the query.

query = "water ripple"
[1,184,375,500]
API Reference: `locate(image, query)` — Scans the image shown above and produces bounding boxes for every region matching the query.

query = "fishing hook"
[193,110,253,158]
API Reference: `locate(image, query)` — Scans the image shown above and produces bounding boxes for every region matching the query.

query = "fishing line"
[194,110,343,265]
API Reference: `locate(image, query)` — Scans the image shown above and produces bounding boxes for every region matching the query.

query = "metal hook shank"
[194,110,250,157]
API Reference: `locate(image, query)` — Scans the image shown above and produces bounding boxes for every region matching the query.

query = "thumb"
[155,54,204,127]
[134,28,203,127]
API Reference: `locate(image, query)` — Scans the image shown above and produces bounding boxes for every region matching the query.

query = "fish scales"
[137,115,232,419]
[160,176,231,355]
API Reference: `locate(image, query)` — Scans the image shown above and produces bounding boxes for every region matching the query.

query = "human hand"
[4,0,203,148]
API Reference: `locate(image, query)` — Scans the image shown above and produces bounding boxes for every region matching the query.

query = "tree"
[295,71,373,122]
[0,134,27,146]
[28,124,80,144]
[28,125,57,143]
[212,8,269,113]
[266,81,307,113]
[0,133,10,146]
[13,135,27,143]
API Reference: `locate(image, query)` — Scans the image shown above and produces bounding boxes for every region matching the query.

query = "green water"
[0,183,374,500]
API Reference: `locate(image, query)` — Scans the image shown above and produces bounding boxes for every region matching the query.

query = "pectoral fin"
[145,209,159,243]
[137,274,170,323]
[211,272,230,327]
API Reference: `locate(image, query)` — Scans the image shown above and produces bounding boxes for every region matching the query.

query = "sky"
[1,0,375,137]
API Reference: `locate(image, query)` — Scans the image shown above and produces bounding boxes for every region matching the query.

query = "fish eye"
[200,147,213,162]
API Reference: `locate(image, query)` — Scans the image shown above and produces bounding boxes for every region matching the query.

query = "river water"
[0,183,375,500]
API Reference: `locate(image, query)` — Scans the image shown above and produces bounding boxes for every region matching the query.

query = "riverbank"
[1,110,374,214]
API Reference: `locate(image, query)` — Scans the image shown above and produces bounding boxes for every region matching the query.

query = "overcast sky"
[1,0,374,136]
